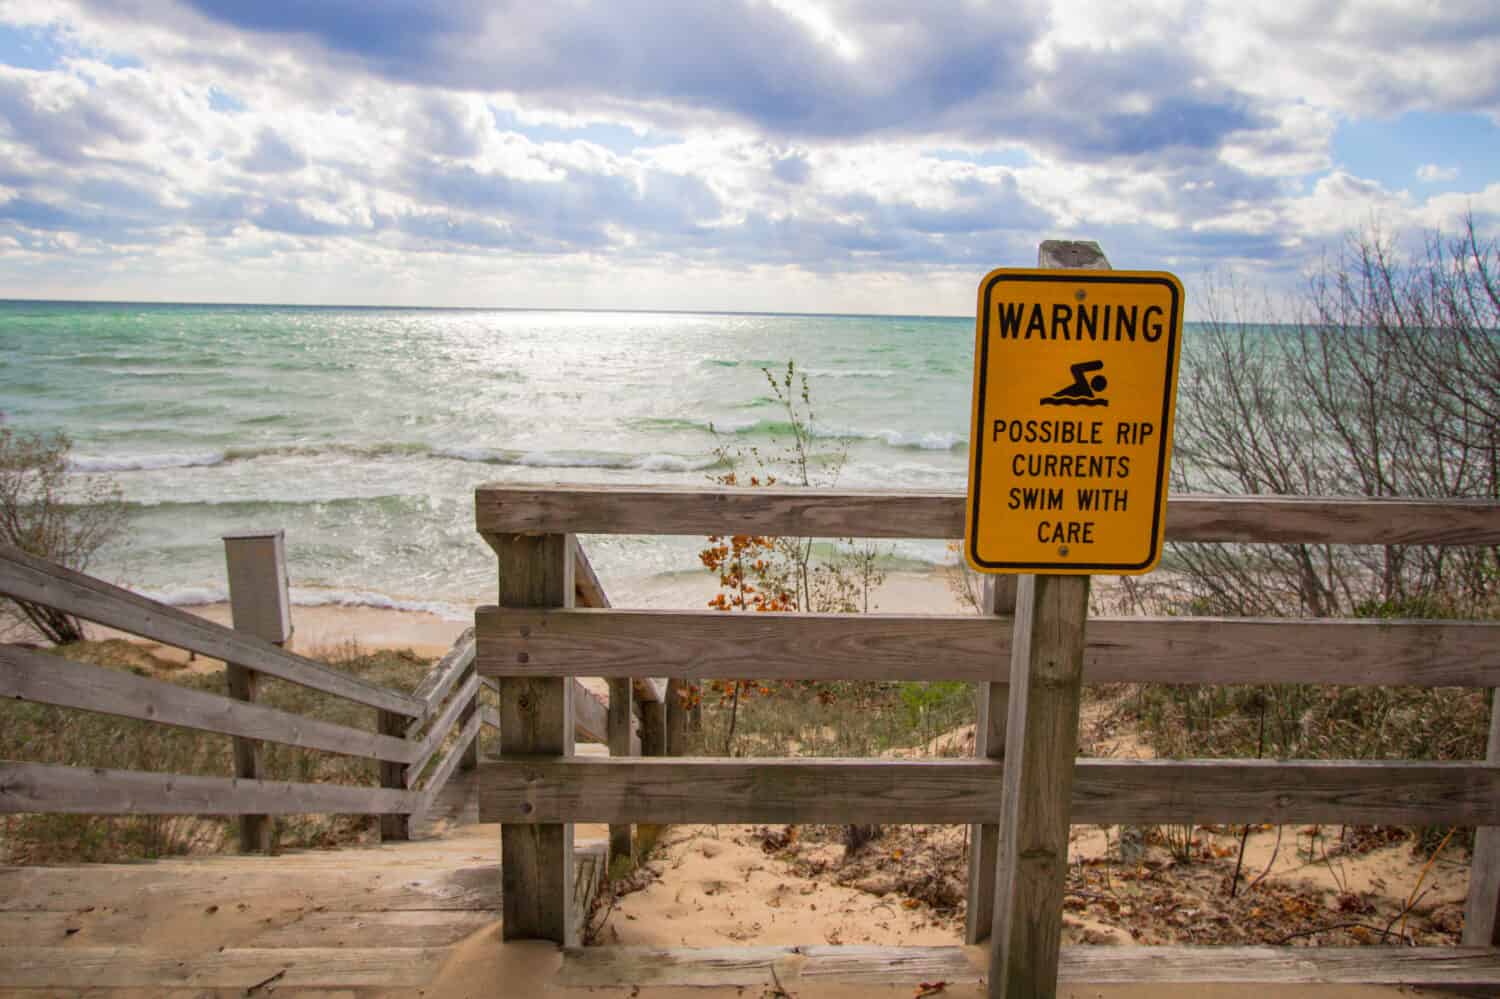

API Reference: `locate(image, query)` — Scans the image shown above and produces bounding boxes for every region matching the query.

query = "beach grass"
[0,640,444,864]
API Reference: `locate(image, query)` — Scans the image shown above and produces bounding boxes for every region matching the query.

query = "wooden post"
[1465,694,1500,944]
[222,531,291,855]
[607,677,636,869]
[989,574,1089,998]
[665,678,689,757]
[490,532,576,945]
[378,708,411,841]
[636,690,669,861]
[640,698,666,759]
[458,669,480,772]
[988,240,1106,998]
[965,575,1017,944]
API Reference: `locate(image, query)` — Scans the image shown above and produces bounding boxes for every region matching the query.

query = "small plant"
[0,426,127,643]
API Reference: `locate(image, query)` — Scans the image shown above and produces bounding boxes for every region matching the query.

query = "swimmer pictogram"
[1040,360,1108,407]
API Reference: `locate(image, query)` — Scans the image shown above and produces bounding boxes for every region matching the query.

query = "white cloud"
[0,0,1495,311]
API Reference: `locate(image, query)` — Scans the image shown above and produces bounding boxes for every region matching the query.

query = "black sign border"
[967,271,1181,573]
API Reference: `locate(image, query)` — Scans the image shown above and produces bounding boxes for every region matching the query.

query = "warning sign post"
[964,266,1184,574]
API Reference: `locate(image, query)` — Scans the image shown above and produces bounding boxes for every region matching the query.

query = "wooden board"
[405,673,482,784]
[477,607,1500,687]
[0,861,499,912]
[481,674,606,744]
[489,531,576,946]
[244,909,494,949]
[0,643,416,764]
[991,573,1089,998]
[967,575,1014,946]
[479,756,1500,826]
[476,484,1500,545]
[1060,945,1500,985]
[553,944,1500,988]
[555,944,978,988]
[409,628,476,721]
[0,761,418,816]
[607,676,635,866]
[1468,687,1500,945]
[0,945,446,988]
[0,543,420,717]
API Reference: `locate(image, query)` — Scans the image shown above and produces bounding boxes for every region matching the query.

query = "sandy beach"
[114,567,973,661]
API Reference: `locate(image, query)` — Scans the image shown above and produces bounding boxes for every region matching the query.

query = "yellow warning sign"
[965,268,1184,574]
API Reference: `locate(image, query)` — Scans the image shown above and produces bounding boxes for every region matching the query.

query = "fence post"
[1465,695,1500,943]
[608,677,636,869]
[222,530,292,855]
[665,678,689,757]
[989,574,1089,998]
[988,239,1105,998]
[378,709,411,841]
[458,669,480,772]
[490,532,576,944]
[965,575,1017,945]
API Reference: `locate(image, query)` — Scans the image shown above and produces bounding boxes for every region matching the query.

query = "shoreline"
[90,567,972,661]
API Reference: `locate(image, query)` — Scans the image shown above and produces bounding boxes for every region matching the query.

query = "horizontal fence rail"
[476,485,1500,545]
[0,643,419,763]
[480,757,1500,827]
[0,552,497,828]
[477,608,1500,687]
[0,761,420,815]
[0,544,421,718]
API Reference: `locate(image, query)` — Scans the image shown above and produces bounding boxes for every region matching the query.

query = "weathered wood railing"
[0,542,492,844]
[476,484,1500,986]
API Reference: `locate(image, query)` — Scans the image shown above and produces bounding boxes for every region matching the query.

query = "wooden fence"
[476,483,1500,990]
[0,540,663,857]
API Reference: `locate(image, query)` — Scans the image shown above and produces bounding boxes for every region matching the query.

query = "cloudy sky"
[0,1,1496,315]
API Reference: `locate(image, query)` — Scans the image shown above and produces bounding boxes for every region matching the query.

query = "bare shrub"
[0,427,127,643]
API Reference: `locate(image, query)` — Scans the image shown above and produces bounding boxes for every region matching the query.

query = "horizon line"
[0,296,974,323]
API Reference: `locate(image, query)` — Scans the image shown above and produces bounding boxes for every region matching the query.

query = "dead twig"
[1246,824,1284,893]
[1400,827,1455,941]
[1273,921,1403,945]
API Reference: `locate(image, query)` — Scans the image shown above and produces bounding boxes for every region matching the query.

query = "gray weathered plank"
[556,945,979,987]
[476,485,1500,545]
[481,674,607,743]
[0,860,499,912]
[405,672,482,786]
[225,662,272,852]
[377,707,411,841]
[572,677,608,744]
[574,542,666,704]
[489,531,576,946]
[1467,689,1500,945]
[607,676,635,867]
[992,572,1090,999]
[0,761,418,815]
[1060,945,1500,985]
[409,628,476,722]
[573,542,611,609]
[0,543,420,717]
[415,710,482,822]
[245,910,494,949]
[479,757,1500,826]
[0,946,446,988]
[553,944,1500,988]
[967,575,1015,946]
[0,643,416,764]
[477,607,1500,687]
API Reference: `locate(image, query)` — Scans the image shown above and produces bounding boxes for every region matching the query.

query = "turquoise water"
[1,301,999,613]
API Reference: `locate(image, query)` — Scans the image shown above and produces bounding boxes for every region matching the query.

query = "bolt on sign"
[964,269,1184,574]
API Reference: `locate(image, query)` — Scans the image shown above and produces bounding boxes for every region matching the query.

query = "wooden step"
[555,944,1500,989]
